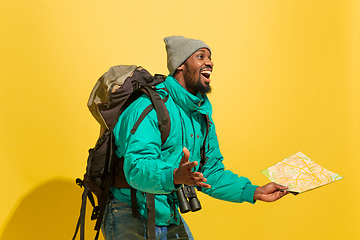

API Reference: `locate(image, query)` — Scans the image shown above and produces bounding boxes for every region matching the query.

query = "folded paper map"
[261,151,343,195]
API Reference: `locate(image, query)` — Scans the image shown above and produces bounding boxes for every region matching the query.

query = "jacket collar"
[164,74,212,116]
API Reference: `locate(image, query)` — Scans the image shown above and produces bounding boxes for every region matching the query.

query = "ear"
[173,64,183,76]
[176,64,184,71]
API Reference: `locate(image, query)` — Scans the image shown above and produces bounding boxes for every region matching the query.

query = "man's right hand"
[253,182,288,202]
[173,147,211,188]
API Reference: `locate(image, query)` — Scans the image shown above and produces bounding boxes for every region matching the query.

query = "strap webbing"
[146,193,156,240]
[141,87,170,142]
[72,148,95,240]
[130,87,170,145]
[130,104,153,133]
[131,188,138,218]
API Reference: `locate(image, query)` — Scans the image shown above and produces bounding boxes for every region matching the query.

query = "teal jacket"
[112,74,258,226]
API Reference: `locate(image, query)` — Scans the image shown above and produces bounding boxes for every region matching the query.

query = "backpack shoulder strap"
[130,86,171,145]
[146,193,156,240]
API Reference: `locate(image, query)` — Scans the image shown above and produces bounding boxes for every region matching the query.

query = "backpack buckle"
[91,206,100,220]
[76,178,84,188]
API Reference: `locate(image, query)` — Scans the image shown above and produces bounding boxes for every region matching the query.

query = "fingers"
[186,176,211,188]
[180,147,190,165]
[183,161,198,171]
[274,183,288,190]
[196,182,211,188]
[274,183,289,197]
[174,166,210,187]
[180,148,198,171]
[174,147,211,188]
[183,147,190,156]
[185,171,205,182]
[190,171,204,178]
[274,189,289,200]
[264,182,288,193]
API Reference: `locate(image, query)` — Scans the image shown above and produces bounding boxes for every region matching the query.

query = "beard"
[194,78,212,95]
[189,69,212,95]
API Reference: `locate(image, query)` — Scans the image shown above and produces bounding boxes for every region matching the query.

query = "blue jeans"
[101,195,194,240]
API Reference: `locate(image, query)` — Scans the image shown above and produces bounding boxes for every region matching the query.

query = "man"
[101,36,288,239]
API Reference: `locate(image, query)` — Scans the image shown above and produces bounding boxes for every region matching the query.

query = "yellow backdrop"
[1,0,359,239]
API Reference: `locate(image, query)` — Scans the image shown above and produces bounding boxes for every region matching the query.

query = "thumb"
[275,183,288,190]
[180,147,190,165]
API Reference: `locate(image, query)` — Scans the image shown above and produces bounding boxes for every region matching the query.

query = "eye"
[197,54,204,59]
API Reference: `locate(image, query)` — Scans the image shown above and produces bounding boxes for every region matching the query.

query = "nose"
[205,57,214,68]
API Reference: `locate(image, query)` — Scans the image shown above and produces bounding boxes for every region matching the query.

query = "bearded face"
[180,48,213,95]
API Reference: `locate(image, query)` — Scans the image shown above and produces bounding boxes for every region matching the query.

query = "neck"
[172,72,196,95]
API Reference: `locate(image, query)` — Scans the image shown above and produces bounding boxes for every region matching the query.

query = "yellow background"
[1,0,359,239]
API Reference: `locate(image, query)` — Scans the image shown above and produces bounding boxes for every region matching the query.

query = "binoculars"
[176,185,201,213]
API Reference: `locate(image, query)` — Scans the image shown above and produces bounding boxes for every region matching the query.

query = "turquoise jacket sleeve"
[113,95,177,194]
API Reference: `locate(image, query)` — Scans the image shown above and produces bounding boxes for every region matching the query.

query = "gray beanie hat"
[164,36,211,76]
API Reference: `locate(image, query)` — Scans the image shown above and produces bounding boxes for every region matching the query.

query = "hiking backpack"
[72,65,171,240]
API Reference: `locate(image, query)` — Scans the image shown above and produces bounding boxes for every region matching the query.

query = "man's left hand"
[253,183,289,202]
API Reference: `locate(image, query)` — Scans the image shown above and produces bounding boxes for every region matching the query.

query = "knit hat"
[164,36,211,75]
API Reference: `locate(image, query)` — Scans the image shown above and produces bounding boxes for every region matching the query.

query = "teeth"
[201,71,212,74]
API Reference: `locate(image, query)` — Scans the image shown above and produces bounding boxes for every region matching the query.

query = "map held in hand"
[261,152,343,195]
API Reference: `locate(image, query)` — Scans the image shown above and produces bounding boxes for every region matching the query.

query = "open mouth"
[200,70,212,82]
